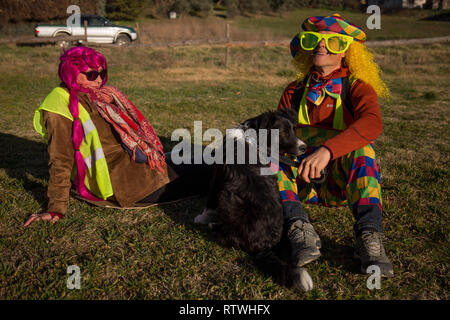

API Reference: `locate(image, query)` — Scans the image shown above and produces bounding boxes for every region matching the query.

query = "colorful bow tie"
[306,77,342,106]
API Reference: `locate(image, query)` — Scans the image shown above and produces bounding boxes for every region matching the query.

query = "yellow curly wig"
[292,41,391,101]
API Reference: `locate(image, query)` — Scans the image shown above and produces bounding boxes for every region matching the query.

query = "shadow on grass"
[159,197,302,290]
[156,194,361,290]
[0,132,360,289]
[150,141,362,289]
[320,236,361,274]
[0,132,49,206]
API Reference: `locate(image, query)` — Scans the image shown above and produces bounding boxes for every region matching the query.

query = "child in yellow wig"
[277,13,394,278]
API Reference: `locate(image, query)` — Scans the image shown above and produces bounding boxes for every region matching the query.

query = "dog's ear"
[258,111,276,130]
[241,112,269,130]
[241,118,257,130]
[276,108,298,126]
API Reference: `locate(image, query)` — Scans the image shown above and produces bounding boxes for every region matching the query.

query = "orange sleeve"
[323,81,383,160]
[278,81,298,110]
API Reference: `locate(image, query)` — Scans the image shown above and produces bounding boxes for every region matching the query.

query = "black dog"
[195,108,313,291]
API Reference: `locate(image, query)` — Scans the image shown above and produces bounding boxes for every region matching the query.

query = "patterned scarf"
[88,85,166,172]
[306,76,342,106]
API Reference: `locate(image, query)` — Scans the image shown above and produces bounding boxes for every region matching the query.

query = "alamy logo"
[66,5,81,28]
[366,265,381,290]
[66,265,81,290]
[170,121,280,176]
[366,5,381,30]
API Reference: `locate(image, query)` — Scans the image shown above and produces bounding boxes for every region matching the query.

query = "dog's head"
[240,108,306,156]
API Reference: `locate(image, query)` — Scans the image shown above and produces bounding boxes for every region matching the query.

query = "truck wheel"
[55,33,70,49]
[116,35,131,46]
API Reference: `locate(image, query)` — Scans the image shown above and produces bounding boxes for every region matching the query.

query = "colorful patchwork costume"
[275,14,394,277]
[277,127,383,235]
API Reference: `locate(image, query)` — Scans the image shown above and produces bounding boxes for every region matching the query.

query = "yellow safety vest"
[33,87,114,200]
[297,75,355,131]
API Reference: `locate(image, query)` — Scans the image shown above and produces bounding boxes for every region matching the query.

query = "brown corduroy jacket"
[43,89,176,214]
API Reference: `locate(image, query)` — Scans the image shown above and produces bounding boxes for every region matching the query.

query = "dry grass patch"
[137,16,276,43]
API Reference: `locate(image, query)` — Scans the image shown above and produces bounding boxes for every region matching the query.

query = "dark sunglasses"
[81,69,107,81]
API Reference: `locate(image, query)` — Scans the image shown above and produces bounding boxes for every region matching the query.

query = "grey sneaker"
[288,220,322,267]
[354,230,394,277]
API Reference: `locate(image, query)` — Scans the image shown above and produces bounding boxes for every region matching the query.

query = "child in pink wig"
[25,46,211,226]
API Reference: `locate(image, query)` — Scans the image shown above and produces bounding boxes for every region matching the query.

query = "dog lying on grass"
[195,108,314,292]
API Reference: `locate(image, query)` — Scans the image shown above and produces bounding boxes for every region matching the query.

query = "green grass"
[0,40,449,299]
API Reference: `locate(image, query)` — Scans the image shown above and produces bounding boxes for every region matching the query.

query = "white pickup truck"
[35,14,138,46]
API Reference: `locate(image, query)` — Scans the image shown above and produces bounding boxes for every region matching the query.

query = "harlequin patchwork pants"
[277,126,384,235]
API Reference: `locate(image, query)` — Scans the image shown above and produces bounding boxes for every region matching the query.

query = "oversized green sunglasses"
[299,31,354,54]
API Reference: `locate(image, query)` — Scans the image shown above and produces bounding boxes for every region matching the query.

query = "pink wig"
[58,46,108,201]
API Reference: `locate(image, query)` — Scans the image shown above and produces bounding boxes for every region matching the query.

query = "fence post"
[135,22,141,43]
[225,23,230,67]
[84,20,88,42]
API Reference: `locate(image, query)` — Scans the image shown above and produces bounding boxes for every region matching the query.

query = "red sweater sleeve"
[322,80,383,159]
[278,81,297,110]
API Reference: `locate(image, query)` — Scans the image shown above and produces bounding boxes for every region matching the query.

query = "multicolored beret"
[290,13,367,58]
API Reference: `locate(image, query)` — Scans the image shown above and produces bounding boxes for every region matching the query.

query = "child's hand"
[297,146,331,183]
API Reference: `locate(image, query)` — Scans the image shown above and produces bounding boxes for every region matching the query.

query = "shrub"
[0,0,97,25]
[225,0,239,18]
[170,0,213,17]
[105,0,148,20]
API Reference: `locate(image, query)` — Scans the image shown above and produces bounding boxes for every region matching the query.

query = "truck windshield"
[89,17,105,26]
[80,16,112,26]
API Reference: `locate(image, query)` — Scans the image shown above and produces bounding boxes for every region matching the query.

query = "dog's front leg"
[194,165,221,225]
